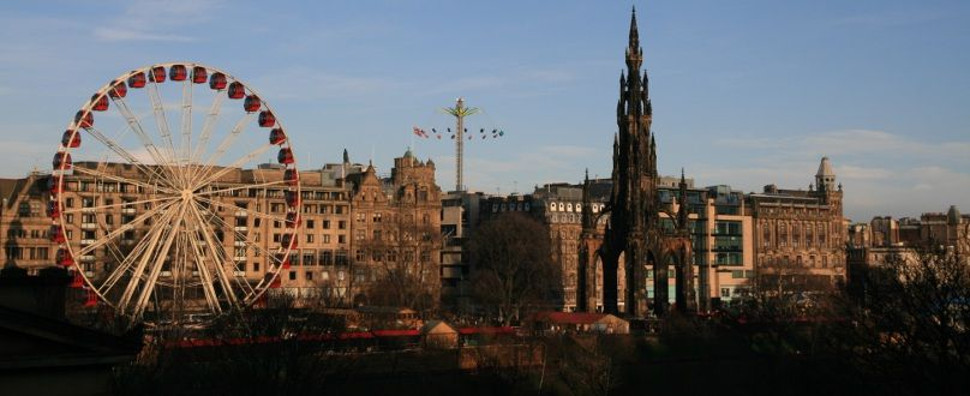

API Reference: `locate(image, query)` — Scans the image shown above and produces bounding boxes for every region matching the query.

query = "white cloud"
[93,28,195,42]
[93,0,224,42]
[701,129,970,221]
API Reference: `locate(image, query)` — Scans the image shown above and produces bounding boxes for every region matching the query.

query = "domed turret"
[948,205,962,225]
[815,156,836,192]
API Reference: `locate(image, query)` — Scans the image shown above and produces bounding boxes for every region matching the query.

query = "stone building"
[847,205,970,276]
[0,149,442,311]
[347,149,442,308]
[478,177,758,313]
[748,157,847,291]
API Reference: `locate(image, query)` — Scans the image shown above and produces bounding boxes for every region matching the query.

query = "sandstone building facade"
[0,149,441,309]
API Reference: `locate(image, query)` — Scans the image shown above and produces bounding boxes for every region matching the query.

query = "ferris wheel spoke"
[147,79,193,190]
[97,222,162,302]
[198,202,281,271]
[180,79,193,167]
[117,203,180,313]
[109,95,179,178]
[192,113,255,184]
[193,179,288,198]
[178,217,222,315]
[72,165,179,196]
[97,217,170,300]
[83,125,173,184]
[195,143,275,189]
[187,201,242,310]
[197,201,285,299]
[131,201,189,318]
[75,199,180,257]
[191,201,249,305]
[146,81,179,165]
[63,194,178,216]
[195,195,290,224]
[188,92,226,177]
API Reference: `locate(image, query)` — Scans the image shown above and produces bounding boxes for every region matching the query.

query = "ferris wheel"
[49,62,301,323]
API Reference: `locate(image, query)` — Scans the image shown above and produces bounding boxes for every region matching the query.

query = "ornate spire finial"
[629,6,639,49]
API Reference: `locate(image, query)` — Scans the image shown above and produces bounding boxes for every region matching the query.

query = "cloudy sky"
[1,0,967,221]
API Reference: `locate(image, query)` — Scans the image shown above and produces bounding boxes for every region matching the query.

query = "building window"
[289,271,296,281]
[721,288,731,298]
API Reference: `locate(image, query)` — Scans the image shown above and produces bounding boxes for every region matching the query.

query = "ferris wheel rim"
[51,62,301,321]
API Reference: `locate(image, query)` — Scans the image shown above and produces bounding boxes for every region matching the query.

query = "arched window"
[567,203,573,212]
[558,202,565,211]
[550,202,557,212]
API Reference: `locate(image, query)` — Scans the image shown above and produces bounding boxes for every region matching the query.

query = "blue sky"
[1,0,968,221]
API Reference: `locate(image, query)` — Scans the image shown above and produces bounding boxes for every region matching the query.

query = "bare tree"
[824,246,970,394]
[357,213,441,313]
[467,213,561,326]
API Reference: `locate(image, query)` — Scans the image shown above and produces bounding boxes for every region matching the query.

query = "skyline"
[1,1,968,221]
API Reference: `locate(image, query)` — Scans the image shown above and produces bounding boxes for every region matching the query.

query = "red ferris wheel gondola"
[169,64,188,81]
[47,175,64,194]
[109,81,127,98]
[47,201,61,220]
[69,271,84,288]
[284,190,300,207]
[149,66,166,83]
[56,248,73,267]
[209,72,227,90]
[278,147,294,164]
[227,81,245,99]
[128,72,146,88]
[83,290,99,308]
[61,130,80,148]
[192,66,208,84]
[283,168,299,185]
[53,152,72,170]
[281,233,297,250]
[270,128,287,145]
[50,225,66,243]
[90,94,109,111]
[74,111,93,128]
[243,95,261,113]
[258,111,275,128]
